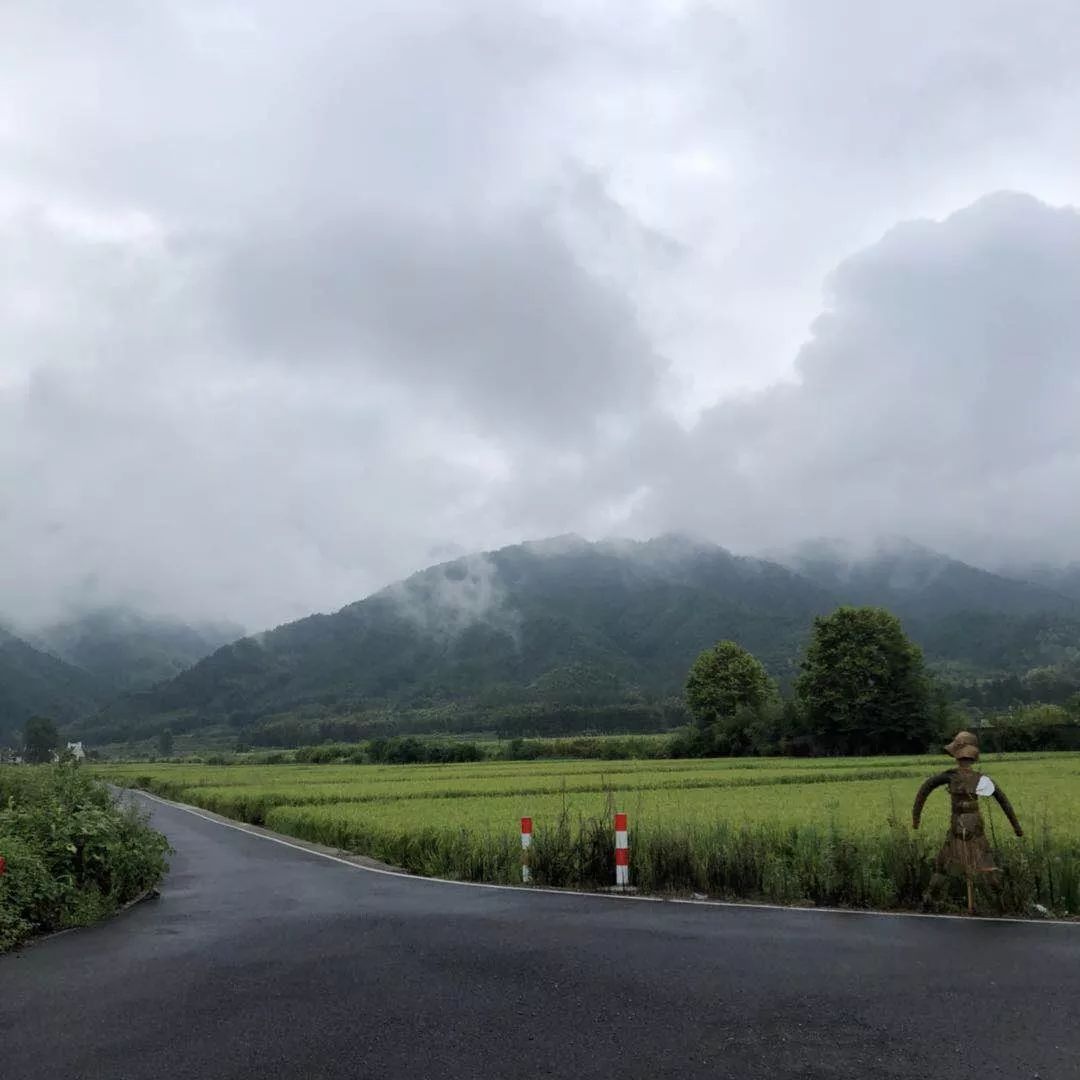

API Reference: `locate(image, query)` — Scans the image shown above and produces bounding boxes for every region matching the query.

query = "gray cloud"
[214,211,662,446]
[3,3,1080,631]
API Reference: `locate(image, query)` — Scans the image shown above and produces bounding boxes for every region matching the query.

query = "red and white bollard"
[614,812,629,890]
[520,817,532,883]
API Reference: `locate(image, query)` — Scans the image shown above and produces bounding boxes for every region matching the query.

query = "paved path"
[2,793,1078,1080]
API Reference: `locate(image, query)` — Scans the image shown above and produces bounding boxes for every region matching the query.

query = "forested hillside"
[0,628,109,747]
[70,535,1080,747]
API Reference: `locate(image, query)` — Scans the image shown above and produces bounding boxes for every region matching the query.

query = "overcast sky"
[3,1,1080,630]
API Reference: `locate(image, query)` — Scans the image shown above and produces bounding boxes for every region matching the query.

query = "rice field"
[98,752,1080,916]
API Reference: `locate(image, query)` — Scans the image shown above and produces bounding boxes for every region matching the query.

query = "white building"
[66,741,86,761]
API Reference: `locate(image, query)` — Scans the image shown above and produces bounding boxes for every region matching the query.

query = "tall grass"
[257,801,1078,916]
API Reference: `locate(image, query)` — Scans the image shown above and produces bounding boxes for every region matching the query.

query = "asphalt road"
[3,794,1079,1080]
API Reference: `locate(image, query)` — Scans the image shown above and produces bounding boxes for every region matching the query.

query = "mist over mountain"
[6,189,1080,635]
[0,609,243,747]
[66,535,1080,748]
[777,537,1080,619]
[1005,563,1080,604]
[27,609,244,692]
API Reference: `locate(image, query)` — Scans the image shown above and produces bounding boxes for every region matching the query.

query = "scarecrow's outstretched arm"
[992,785,1023,836]
[912,773,949,829]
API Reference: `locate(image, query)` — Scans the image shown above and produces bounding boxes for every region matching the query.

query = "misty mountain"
[779,540,1080,684]
[1008,563,1080,603]
[74,535,1080,746]
[77,536,835,742]
[0,627,109,747]
[28,608,244,692]
[778,538,1080,619]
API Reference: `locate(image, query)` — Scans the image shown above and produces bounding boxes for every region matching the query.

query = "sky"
[3,1,1080,630]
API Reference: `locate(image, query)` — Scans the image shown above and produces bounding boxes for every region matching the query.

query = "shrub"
[0,764,170,951]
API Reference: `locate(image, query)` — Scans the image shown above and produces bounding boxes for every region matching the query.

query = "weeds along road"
[3,793,1079,1080]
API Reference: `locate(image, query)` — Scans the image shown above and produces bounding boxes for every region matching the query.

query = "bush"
[499,735,672,761]
[0,764,170,951]
[979,706,1080,752]
[0,836,58,950]
[290,737,485,765]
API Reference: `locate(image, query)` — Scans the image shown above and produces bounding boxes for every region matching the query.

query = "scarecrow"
[912,730,1023,913]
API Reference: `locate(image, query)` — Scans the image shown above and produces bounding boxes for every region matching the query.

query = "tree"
[23,715,60,764]
[685,640,775,734]
[796,606,935,755]
[157,728,174,758]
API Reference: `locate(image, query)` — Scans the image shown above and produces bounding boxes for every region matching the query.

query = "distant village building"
[66,741,86,761]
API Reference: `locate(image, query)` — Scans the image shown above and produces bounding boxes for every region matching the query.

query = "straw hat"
[944,730,980,760]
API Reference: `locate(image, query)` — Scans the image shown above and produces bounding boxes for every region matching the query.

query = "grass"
[96,751,1080,916]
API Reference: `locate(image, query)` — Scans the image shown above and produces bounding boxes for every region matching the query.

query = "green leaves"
[0,764,169,951]
[685,641,776,728]
[683,641,782,755]
[796,606,936,755]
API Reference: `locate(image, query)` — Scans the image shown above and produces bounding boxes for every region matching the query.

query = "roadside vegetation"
[0,765,170,952]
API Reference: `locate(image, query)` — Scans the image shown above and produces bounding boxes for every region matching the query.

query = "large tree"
[685,641,775,728]
[796,606,935,755]
[23,715,60,764]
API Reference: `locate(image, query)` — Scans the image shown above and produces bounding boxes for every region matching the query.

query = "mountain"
[74,534,1080,747]
[0,627,109,747]
[30,608,244,692]
[779,538,1080,619]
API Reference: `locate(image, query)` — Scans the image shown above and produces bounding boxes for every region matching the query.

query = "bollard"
[614,812,629,890]
[0,854,6,876]
[520,817,532,883]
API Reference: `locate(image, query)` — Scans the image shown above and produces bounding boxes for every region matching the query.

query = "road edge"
[129,787,1080,929]
[2,886,159,958]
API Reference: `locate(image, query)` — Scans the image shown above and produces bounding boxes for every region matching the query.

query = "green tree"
[685,641,776,753]
[796,606,935,755]
[157,728,174,757]
[23,715,60,764]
